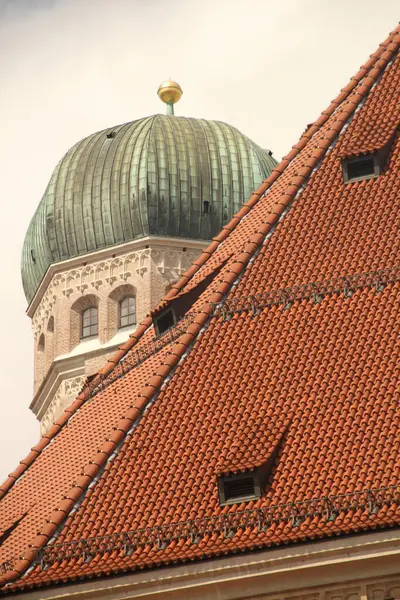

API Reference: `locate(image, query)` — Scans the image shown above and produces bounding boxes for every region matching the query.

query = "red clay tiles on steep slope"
[340,52,400,157]
[0,327,169,567]
[11,284,400,589]
[0,23,400,594]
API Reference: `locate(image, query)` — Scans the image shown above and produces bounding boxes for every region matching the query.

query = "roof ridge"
[163,24,400,303]
[193,30,400,318]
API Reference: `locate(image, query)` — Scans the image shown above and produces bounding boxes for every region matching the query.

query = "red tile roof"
[339,50,400,158]
[1,23,400,594]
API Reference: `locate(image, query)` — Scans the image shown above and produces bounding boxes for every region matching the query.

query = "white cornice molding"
[29,357,85,416]
[30,337,125,418]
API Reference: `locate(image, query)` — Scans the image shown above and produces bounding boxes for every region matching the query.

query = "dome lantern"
[157,80,183,115]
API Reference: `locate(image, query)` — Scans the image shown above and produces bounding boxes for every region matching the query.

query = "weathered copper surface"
[21,115,276,301]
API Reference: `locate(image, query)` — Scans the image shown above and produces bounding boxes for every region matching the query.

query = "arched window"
[38,333,45,352]
[81,307,98,339]
[47,316,54,332]
[119,296,136,328]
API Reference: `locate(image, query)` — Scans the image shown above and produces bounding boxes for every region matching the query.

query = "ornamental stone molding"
[31,244,199,341]
[366,580,400,600]
[40,375,86,435]
[252,585,400,600]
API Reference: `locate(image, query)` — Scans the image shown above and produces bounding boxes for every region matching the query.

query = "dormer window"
[217,437,284,506]
[218,472,260,505]
[342,153,381,183]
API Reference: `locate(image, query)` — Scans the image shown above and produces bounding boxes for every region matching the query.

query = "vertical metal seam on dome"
[205,120,224,226]
[185,117,201,237]
[89,132,112,249]
[174,116,191,238]
[47,156,65,262]
[73,130,104,254]
[171,116,190,237]
[53,139,87,260]
[109,121,136,245]
[233,128,245,205]
[192,117,213,237]
[137,116,155,237]
[79,130,108,253]
[211,120,232,225]
[61,135,97,259]
[154,115,169,235]
[101,123,131,246]
[68,134,98,257]
[238,133,255,201]
[118,121,139,242]
[126,116,153,239]
[24,199,51,300]
[220,121,242,214]
[147,116,159,235]
[159,116,175,235]
[163,116,181,235]
[44,161,62,263]
[98,127,117,247]
[133,117,152,238]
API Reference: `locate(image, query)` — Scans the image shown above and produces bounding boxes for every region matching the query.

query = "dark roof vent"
[106,131,117,139]
[151,256,230,334]
[218,472,260,505]
[342,153,381,183]
[155,309,175,335]
[223,475,255,501]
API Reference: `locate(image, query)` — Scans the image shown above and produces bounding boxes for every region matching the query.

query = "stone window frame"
[107,284,137,341]
[70,294,100,350]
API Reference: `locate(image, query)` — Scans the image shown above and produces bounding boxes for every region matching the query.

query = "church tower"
[21,82,277,433]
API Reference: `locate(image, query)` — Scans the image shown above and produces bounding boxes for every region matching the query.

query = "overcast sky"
[0,0,398,482]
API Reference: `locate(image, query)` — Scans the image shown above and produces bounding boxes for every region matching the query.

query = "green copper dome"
[22,114,277,302]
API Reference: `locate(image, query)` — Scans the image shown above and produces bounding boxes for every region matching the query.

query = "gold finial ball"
[157,80,183,105]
